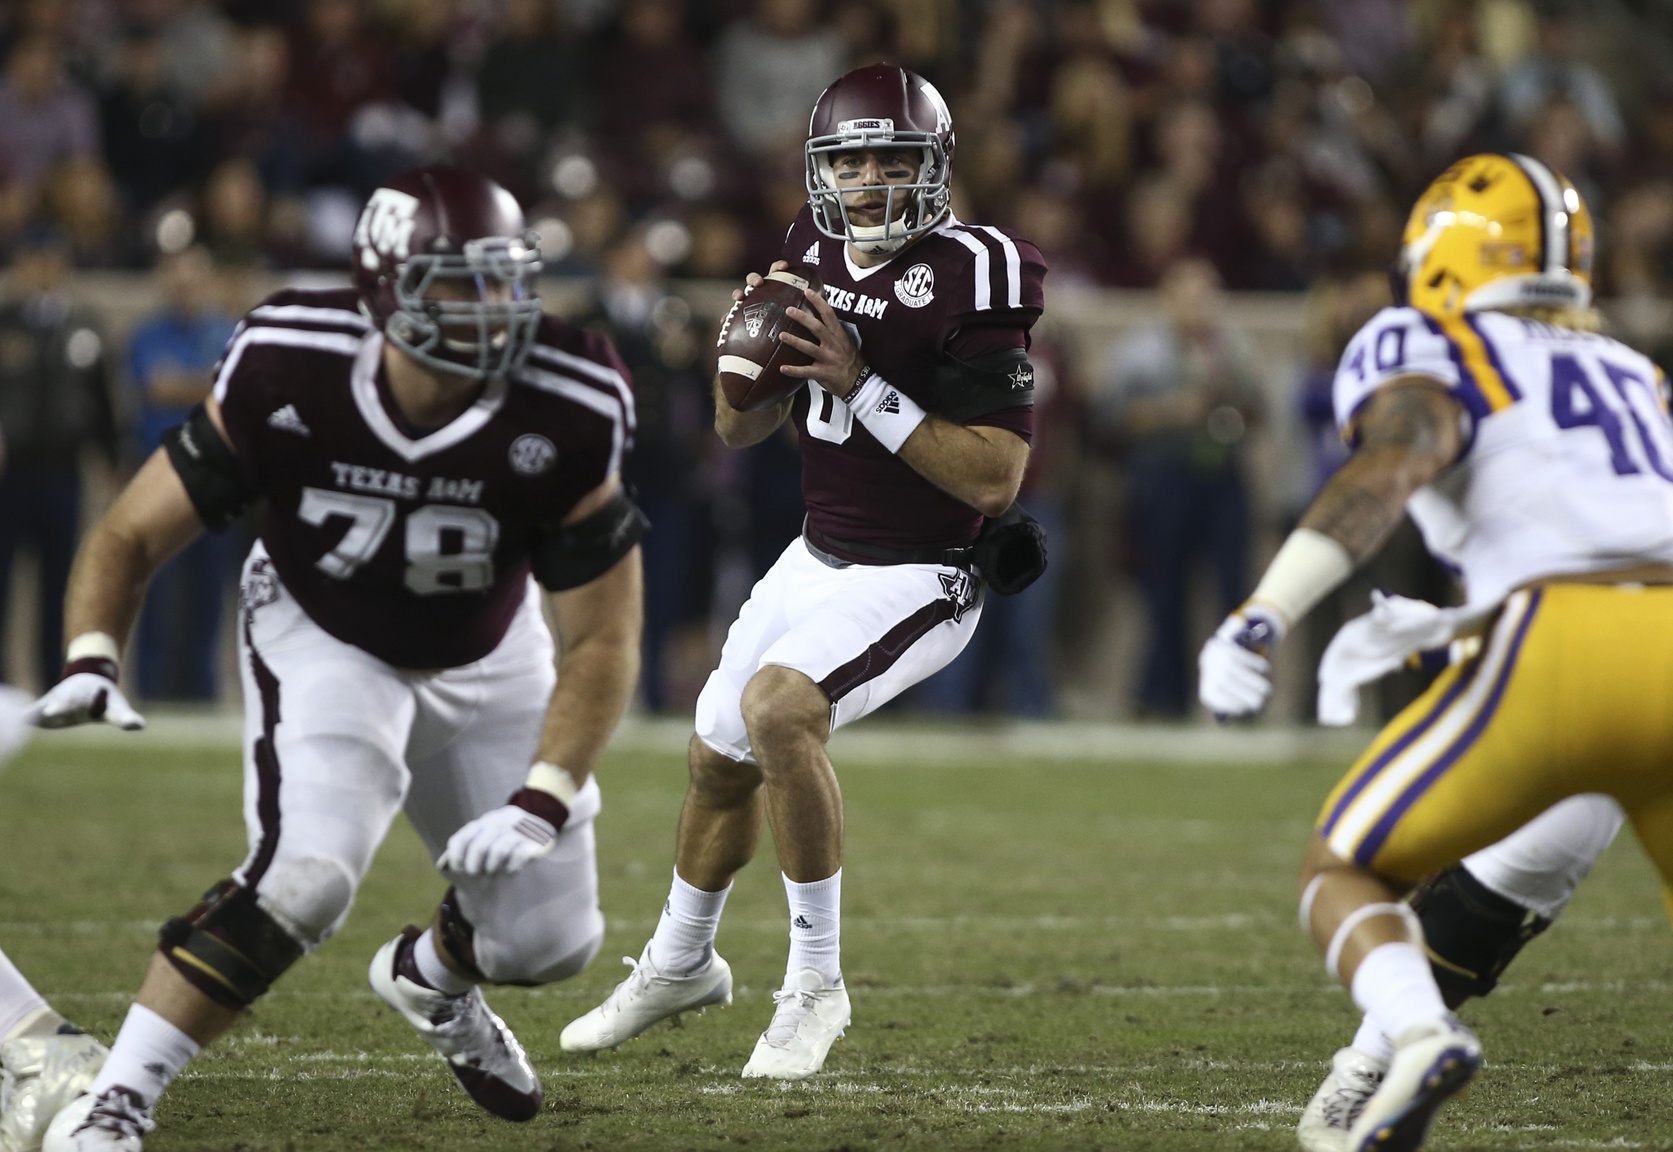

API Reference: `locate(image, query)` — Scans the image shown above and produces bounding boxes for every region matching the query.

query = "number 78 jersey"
[1333,306,1673,609]
[212,288,634,669]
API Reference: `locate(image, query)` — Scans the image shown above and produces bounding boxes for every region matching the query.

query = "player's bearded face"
[833,149,920,226]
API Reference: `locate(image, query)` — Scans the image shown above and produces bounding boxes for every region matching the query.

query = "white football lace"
[604,955,654,1009]
[763,987,820,1047]
[1321,1067,1383,1128]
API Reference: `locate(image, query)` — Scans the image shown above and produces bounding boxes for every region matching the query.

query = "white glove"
[1198,605,1286,720]
[26,660,145,731]
[438,791,567,877]
[1317,591,1491,726]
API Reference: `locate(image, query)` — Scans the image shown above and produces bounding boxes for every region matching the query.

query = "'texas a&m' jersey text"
[781,207,1046,558]
[211,288,636,668]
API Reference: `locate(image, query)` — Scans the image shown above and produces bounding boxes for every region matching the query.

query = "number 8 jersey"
[1334,305,1673,609]
[212,287,635,669]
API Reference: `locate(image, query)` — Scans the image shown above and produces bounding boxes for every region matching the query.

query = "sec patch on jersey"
[716,266,822,412]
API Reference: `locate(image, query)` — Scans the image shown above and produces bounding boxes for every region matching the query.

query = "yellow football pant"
[1318,584,1673,890]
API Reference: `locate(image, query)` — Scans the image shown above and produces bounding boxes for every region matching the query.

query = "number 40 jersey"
[1333,306,1673,610]
[212,288,635,669]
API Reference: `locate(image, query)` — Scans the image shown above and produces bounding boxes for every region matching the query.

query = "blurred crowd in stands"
[0,0,1670,718]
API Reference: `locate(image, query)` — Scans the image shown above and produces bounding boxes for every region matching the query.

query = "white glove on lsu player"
[439,763,586,877]
[1197,605,1286,720]
[26,649,145,731]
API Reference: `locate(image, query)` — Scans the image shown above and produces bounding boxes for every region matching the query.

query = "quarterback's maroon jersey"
[781,206,1046,556]
[211,288,635,668]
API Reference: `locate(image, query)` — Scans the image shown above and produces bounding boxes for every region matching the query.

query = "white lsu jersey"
[1334,306,1673,609]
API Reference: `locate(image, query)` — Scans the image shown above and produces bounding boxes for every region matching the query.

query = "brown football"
[716,266,824,412]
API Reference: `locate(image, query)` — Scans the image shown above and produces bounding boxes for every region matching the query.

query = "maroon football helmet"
[352,164,542,379]
[805,64,955,254]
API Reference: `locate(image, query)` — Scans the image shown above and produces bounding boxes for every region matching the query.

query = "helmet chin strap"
[849,223,909,255]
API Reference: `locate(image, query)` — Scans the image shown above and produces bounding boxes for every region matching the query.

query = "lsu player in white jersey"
[1199,152,1673,1151]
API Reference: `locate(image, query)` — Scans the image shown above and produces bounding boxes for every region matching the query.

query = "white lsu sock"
[88,1004,201,1107]
[1351,1013,1396,1065]
[784,870,842,986]
[414,929,475,996]
[1351,942,1449,1044]
[649,870,731,977]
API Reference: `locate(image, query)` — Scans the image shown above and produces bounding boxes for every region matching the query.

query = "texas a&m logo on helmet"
[351,165,543,381]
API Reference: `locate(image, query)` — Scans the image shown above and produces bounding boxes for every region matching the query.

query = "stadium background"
[2,0,1673,721]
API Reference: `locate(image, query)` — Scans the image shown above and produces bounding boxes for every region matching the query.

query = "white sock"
[87,1005,201,1107]
[0,947,50,1042]
[414,929,474,996]
[1351,942,1449,1044]
[648,870,731,977]
[1351,1013,1396,1065]
[784,869,842,986]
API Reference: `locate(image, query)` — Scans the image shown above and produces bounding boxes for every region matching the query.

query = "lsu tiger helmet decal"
[1398,153,1594,317]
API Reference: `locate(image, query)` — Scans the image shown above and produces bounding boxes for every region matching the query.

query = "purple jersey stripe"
[1416,313,1492,433]
[1464,314,1524,401]
[817,594,962,701]
[1351,590,1544,867]
[1318,653,1485,839]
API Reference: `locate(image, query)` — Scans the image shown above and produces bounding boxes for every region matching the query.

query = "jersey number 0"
[298,487,501,594]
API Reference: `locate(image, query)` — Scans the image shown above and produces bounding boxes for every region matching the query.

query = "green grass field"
[2,726,1671,1151]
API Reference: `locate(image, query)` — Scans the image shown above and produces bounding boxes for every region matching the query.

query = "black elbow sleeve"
[531,487,650,591]
[161,404,254,533]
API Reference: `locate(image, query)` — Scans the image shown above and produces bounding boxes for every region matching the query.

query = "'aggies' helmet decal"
[1397,152,1594,317]
[805,64,954,254]
[352,164,543,379]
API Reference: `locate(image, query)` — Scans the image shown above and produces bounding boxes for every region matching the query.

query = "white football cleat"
[0,1024,109,1152]
[39,1088,151,1152]
[1297,1046,1388,1152]
[369,929,542,1122]
[1347,1017,1481,1152]
[740,968,850,1080]
[559,943,733,1053]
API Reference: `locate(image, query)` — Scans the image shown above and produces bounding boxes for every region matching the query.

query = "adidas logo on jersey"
[802,242,820,266]
[792,915,813,930]
[267,404,311,436]
[876,391,901,414]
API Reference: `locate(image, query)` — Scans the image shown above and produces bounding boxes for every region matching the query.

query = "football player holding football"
[30,165,644,1149]
[1200,153,1673,1150]
[561,64,1047,1078]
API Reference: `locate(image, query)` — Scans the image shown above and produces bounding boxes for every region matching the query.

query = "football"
[715,266,823,412]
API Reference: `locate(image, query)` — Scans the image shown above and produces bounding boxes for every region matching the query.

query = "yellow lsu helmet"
[1398,152,1594,317]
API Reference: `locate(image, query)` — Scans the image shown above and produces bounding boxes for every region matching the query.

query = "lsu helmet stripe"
[1350,591,1542,866]
[1508,153,1569,276]
[1322,591,1540,864]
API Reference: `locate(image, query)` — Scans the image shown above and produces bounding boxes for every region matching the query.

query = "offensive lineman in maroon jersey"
[563,65,1047,1078]
[29,166,644,1149]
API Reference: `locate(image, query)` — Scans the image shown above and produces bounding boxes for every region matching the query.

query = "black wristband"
[843,365,875,405]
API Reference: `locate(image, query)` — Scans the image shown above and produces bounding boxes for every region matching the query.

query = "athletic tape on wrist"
[525,761,581,805]
[1248,528,1355,631]
[1324,901,1422,981]
[67,631,121,665]
[846,372,927,454]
